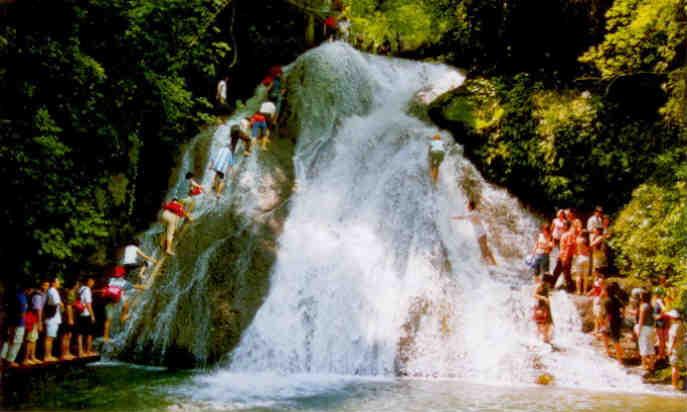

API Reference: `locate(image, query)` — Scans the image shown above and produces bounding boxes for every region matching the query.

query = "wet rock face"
[569,294,595,334]
[119,135,296,368]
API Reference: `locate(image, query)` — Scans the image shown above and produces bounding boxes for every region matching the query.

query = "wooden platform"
[1,355,101,376]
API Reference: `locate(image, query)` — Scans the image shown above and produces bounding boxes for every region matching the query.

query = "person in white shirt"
[77,277,97,357]
[428,133,445,185]
[42,278,63,362]
[452,200,496,265]
[216,76,229,105]
[586,206,607,232]
[122,240,156,279]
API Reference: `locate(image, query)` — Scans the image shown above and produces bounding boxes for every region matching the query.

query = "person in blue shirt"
[1,283,29,367]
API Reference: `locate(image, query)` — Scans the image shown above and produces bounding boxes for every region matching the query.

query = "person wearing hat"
[428,133,445,185]
[666,309,686,390]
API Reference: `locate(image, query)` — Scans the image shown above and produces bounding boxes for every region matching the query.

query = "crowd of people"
[528,207,686,389]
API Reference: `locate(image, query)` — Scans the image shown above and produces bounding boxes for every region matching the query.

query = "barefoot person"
[1,284,28,368]
[42,277,63,362]
[666,310,686,390]
[452,200,496,265]
[637,290,657,374]
[208,143,233,197]
[60,279,78,361]
[160,198,192,256]
[428,133,445,185]
[77,277,97,357]
[601,282,625,364]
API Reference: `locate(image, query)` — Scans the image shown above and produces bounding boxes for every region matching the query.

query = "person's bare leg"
[120,301,130,322]
[103,319,111,343]
[614,342,624,364]
[479,237,496,265]
[165,221,176,255]
[87,335,97,356]
[43,337,57,362]
[77,335,85,357]
[672,366,680,389]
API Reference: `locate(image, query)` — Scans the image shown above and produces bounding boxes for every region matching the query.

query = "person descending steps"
[428,133,445,185]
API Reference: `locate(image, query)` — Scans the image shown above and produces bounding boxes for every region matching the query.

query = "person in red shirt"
[251,112,269,150]
[553,220,576,291]
[160,198,192,255]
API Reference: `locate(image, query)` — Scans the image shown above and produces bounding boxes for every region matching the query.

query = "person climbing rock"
[451,200,496,265]
[122,239,156,280]
[182,172,205,213]
[250,112,269,150]
[323,15,338,41]
[160,198,192,256]
[428,133,445,185]
[208,143,233,196]
[230,121,252,156]
[101,266,146,342]
[260,100,277,130]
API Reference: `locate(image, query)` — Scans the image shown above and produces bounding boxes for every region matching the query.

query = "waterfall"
[216,43,644,391]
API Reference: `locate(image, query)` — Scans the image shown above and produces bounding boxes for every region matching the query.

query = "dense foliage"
[0,0,306,282]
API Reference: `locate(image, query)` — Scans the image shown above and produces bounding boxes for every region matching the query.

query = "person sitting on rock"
[428,133,445,185]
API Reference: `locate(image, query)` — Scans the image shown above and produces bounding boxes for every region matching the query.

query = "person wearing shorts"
[666,310,686,390]
[160,198,192,255]
[428,134,445,185]
[250,112,268,150]
[43,278,63,362]
[572,231,591,295]
[208,144,233,196]
[636,291,656,373]
[122,240,156,279]
[77,277,97,357]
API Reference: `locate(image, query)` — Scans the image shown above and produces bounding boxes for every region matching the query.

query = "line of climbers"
[0,65,289,369]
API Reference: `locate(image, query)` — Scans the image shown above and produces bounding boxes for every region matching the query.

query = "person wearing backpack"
[76,277,96,357]
[42,277,63,363]
[102,267,146,343]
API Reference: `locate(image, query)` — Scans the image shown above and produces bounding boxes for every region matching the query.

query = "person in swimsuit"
[452,200,496,265]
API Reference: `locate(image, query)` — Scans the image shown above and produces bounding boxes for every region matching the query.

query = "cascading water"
[187,42,645,393]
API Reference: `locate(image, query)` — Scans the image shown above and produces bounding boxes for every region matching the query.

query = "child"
[533,284,553,344]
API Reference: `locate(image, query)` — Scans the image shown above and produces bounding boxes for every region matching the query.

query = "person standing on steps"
[601,282,625,364]
[451,200,496,265]
[0,283,28,368]
[160,198,193,256]
[428,133,445,185]
[77,276,96,357]
[208,143,233,197]
[666,309,686,390]
[42,277,63,362]
[122,239,157,280]
[553,220,575,291]
[636,290,657,375]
